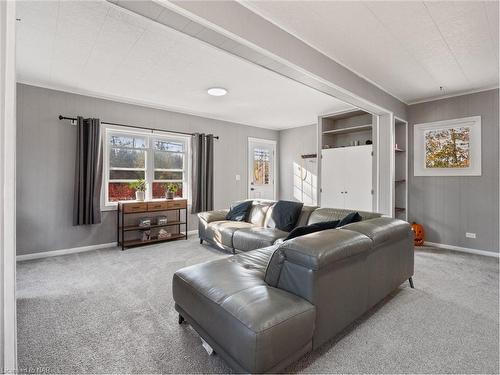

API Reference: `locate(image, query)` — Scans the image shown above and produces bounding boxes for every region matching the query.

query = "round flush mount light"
[207,87,228,97]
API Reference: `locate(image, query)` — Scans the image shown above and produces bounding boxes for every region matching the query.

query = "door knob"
[250,188,255,191]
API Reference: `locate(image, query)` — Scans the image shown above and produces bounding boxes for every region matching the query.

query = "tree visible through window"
[104,128,188,205]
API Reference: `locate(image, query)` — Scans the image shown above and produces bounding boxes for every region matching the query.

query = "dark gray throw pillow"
[226,200,253,221]
[284,211,362,241]
[285,220,340,241]
[271,200,304,232]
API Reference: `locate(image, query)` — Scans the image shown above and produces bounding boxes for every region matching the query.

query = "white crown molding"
[424,241,499,258]
[408,86,500,105]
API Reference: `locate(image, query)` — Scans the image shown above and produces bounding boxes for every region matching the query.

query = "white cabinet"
[321,145,373,211]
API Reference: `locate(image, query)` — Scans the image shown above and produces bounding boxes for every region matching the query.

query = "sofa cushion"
[207,220,256,248]
[233,227,289,252]
[295,205,318,228]
[173,248,315,373]
[265,200,304,232]
[226,200,253,221]
[248,202,272,226]
[307,208,381,225]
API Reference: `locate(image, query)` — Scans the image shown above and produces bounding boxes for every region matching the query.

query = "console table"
[117,199,188,250]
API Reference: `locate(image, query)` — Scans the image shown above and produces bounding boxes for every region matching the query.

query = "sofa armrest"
[198,209,229,224]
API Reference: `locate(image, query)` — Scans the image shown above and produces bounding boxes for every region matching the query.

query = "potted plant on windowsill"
[164,183,178,200]
[129,179,146,201]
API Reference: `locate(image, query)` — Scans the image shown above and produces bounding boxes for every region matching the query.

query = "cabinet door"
[344,145,373,211]
[321,148,345,208]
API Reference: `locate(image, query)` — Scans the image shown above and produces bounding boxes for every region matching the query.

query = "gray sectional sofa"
[173,202,414,373]
[197,199,380,252]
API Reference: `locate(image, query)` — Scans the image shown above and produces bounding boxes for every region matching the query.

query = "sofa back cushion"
[248,201,273,226]
[307,208,381,225]
[263,200,304,232]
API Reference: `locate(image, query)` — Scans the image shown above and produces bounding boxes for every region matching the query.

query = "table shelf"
[117,199,188,250]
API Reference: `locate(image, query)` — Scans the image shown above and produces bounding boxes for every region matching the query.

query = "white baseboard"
[17,230,200,262]
[423,241,499,258]
[17,242,118,262]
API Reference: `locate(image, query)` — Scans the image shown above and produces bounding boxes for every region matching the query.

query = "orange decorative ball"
[411,222,425,246]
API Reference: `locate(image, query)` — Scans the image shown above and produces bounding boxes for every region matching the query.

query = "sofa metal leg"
[409,277,414,289]
[178,314,185,324]
[199,238,203,244]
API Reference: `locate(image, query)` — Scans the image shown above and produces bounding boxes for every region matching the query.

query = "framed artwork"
[413,116,481,176]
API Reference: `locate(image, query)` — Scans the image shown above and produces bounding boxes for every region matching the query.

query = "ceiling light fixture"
[207,87,228,97]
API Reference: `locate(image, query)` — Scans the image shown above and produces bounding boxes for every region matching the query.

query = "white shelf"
[322,124,372,135]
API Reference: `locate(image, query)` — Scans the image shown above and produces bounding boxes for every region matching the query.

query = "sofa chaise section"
[174,215,414,373]
[172,247,316,373]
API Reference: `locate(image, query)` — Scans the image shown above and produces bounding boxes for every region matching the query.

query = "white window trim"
[101,125,191,211]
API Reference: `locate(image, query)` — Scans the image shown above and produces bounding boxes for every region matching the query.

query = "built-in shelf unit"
[318,109,376,211]
[321,110,374,149]
[394,118,408,221]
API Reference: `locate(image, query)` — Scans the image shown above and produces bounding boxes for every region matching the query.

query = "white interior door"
[344,145,373,211]
[321,148,346,208]
[248,138,276,200]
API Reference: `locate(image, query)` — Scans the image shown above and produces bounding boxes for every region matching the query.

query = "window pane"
[109,170,145,180]
[154,171,183,180]
[108,182,136,202]
[109,135,146,148]
[154,139,184,152]
[152,182,183,199]
[110,148,145,168]
[253,148,270,185]
[154,151,183,169]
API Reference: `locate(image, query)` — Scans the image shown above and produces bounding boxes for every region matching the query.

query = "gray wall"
[279,124,317,203]
[16,84,278,255]
[408,89,499,253]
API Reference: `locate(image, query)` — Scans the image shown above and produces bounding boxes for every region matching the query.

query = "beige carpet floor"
[16,237,499,374]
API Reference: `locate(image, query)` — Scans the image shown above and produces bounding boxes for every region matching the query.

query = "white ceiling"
[15,0,352,129]
[242,1,499,104]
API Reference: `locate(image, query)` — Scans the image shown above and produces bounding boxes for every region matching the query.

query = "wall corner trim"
[423,241,499,258]
[16,230,201,261]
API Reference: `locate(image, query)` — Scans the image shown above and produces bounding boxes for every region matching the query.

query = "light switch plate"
[465,232,476,239]
[235,174,241,181]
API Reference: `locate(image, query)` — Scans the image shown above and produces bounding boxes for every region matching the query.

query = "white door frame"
[394,116,409,220]
[247,137,277,200]
[0,0,17,370]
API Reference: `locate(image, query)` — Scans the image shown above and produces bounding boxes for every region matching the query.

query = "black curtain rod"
[58,115,219,139]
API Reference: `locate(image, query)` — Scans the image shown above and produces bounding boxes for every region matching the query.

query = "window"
[253,148,270,185]
[103,127,189,207]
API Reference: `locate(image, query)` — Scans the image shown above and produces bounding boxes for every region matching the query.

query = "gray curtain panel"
[191,133,214,214]
[73,117,103,225]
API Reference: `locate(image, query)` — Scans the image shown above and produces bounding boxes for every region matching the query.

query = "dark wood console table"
[117,199,188,250]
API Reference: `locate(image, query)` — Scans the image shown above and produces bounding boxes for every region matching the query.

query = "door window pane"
[253,148,270,185]
[110,148,145,168]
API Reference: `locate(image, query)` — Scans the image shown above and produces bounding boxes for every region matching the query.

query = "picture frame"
[413,116,481,176]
